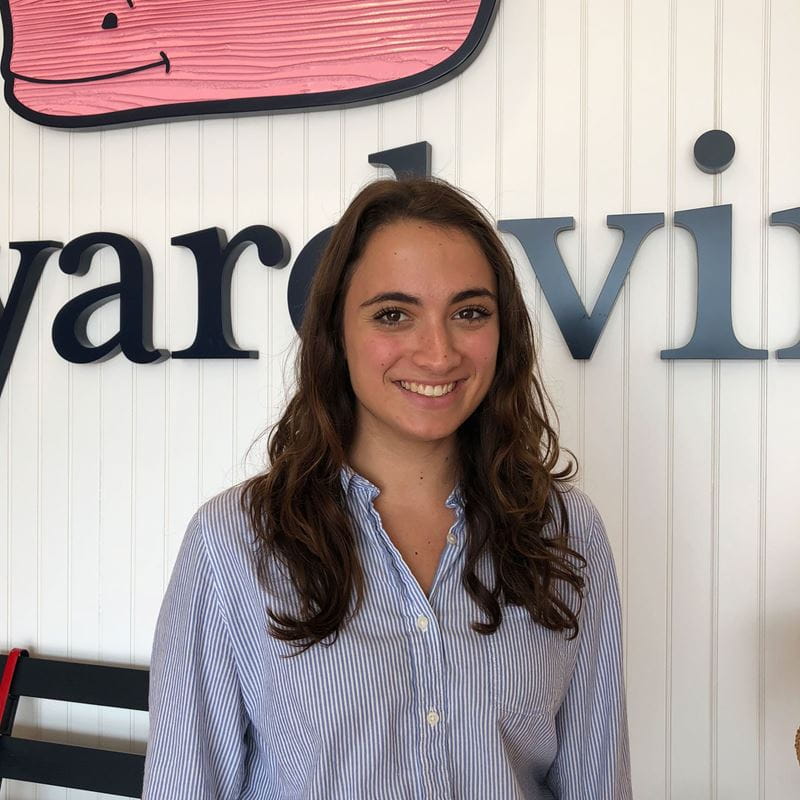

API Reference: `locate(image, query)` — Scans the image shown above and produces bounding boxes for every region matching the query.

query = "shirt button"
[426,709,440,726]
[446,533,457,545]
[416,615,429,632]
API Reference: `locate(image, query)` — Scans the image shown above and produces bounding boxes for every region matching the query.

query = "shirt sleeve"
[142,512,248,799]
[546,506,633,799]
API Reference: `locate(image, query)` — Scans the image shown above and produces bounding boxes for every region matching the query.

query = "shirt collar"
[339,463,464,509]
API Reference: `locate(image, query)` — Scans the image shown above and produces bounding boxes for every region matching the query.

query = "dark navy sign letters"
[0,134,797,399]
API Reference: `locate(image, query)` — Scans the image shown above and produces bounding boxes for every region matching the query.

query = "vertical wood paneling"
[496,0,540,343]
[164,119,201,578]
[231,115,271,485]
[538,0,582,479]
[670,1,716,796]
[381,96,419,162]
[262,113,283,442]
[131,122,168,757]
[757,7,771,795]
[627,1,671,795]
[8,111,40,800]
[498,0,537,219]
[37,125,72,800]
[98,127,135,768]
[581,0,626,593]
[199,118,237,500]
[342,105,380,204]
[417,68,457,186]
[307,111,343,248]
[536,0,578,215]
[0,147,10,800]
[716,1,767,797]
[268,113,305,414]
[2,2,800,798]
[0,72,9,726]
[765,2,800,796]
[64,128,103,797]
[456,4,499,208]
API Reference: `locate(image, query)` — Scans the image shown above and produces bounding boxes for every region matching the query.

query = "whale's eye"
[101,12,118,29]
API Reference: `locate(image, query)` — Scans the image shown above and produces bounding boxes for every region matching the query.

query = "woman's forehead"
[347,220,496,297]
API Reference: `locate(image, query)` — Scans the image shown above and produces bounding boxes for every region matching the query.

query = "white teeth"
[399,381,457,397]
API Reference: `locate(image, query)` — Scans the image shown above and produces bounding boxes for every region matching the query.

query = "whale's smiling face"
[1,0,500,128]
[5,0,169,86]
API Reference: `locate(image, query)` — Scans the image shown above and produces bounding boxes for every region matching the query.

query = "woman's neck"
[346,436,460,507]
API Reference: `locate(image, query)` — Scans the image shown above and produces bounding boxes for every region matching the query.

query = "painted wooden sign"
[0,0,499,128]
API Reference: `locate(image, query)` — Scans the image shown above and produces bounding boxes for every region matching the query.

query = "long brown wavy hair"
[242,176,586,656]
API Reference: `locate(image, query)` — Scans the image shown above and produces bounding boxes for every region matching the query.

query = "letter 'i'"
[662,130,766,359]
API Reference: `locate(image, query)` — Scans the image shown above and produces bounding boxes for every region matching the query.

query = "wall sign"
[0,0,500,128]
[1,135,799,401]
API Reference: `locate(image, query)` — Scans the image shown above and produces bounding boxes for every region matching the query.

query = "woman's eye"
[373,306,492,327]
[373,307,407,325]
[457,306,492,321]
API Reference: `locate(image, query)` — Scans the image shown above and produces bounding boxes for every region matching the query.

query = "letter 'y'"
[0,241,62,399]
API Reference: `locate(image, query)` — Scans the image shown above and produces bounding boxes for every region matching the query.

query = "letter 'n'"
[770,206,800,358]
[498,213,664,358]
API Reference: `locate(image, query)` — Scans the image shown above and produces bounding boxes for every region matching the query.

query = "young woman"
[142,177,632,799]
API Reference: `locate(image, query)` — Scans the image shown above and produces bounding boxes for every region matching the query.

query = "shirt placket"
[365,496,459,800]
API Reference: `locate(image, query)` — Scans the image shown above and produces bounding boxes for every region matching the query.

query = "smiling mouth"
[395,379,464,397]
[9,51,170,85]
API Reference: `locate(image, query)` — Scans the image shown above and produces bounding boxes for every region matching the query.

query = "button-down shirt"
[142,465,632,799]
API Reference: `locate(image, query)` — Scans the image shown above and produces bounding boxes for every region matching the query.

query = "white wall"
[2,0,799,797]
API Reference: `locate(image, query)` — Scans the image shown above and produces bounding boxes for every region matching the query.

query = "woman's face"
[341,218,500,448]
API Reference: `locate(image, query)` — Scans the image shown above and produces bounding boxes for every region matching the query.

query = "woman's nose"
[412,322,460,371]
[101,12,118,29]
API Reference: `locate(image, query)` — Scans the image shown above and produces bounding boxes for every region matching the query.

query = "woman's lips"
[393,379,465,407]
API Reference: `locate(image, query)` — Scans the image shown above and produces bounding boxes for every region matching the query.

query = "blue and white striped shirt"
[142,465,631,799]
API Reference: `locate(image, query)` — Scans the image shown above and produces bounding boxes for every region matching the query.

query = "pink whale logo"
[1,0,499,128]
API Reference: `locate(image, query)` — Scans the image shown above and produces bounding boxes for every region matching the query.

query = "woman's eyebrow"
[360,287,496,308]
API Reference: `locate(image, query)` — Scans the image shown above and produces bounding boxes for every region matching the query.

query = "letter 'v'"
[0,241,62,399]
[499,214,664,358]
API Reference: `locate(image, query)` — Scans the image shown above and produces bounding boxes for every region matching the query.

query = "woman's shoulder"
[195,480,250,526]
[545,481,606,551]
[187,481,260,570]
